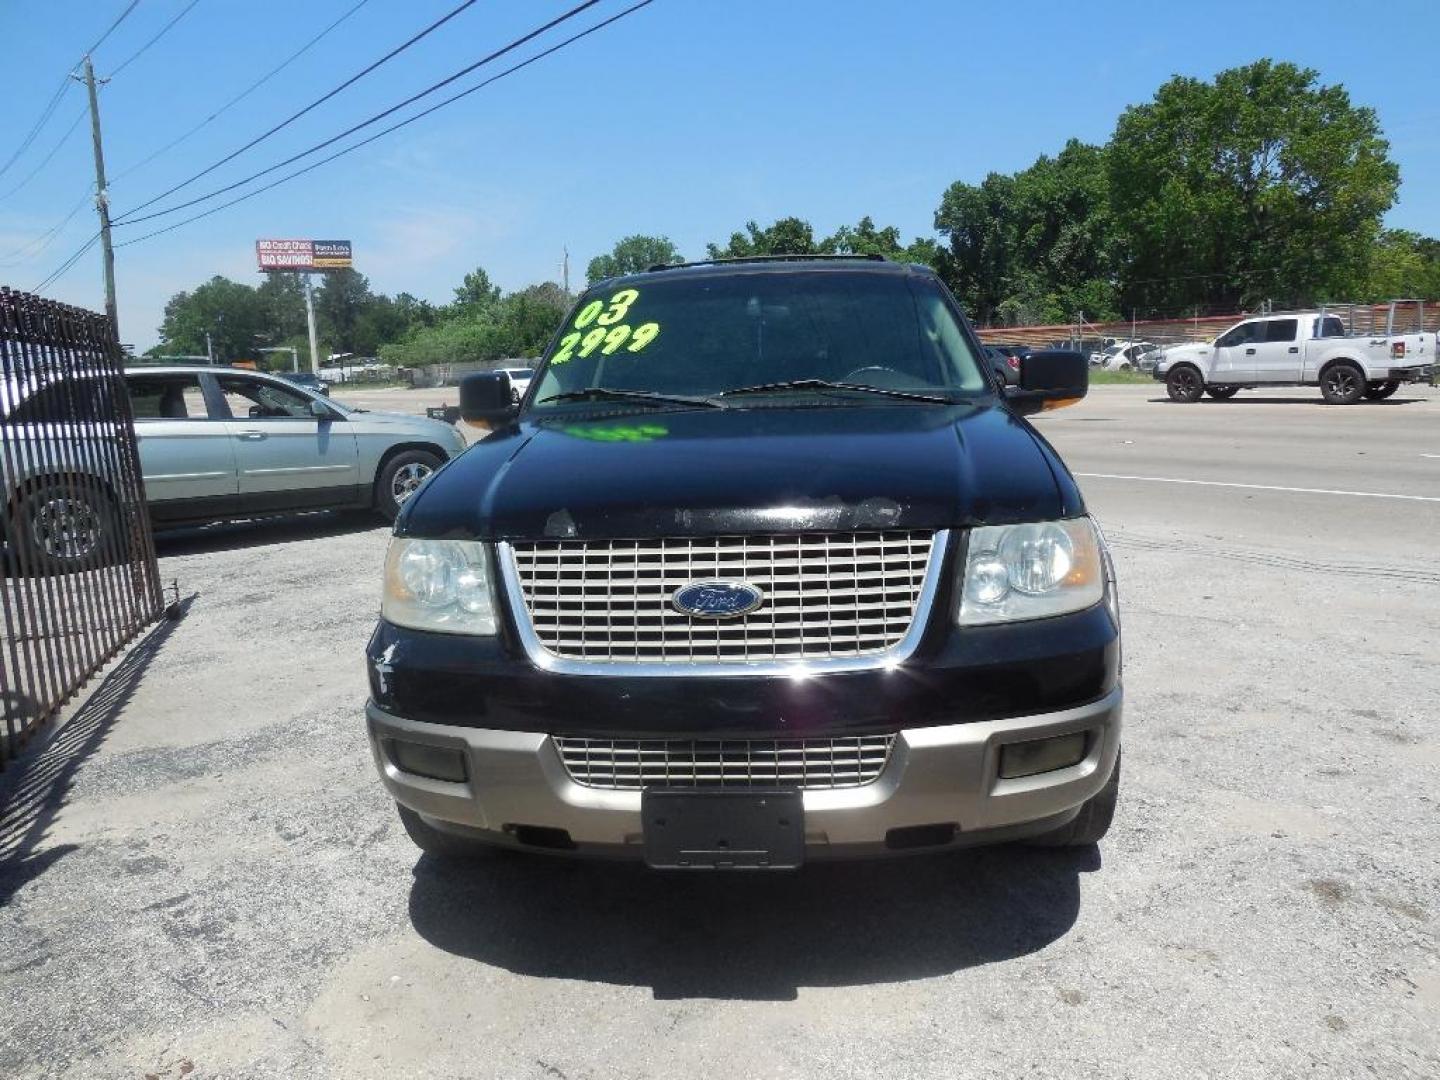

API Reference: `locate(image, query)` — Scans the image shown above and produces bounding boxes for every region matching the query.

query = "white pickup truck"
[1154,303,1435,403]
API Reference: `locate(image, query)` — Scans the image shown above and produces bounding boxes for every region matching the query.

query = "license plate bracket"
[641,789,804,869]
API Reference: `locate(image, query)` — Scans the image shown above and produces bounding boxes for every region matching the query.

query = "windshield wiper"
[537,387,722,409]
[718,379,951,404]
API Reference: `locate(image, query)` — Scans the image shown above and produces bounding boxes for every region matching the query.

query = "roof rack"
[645,253,888,272]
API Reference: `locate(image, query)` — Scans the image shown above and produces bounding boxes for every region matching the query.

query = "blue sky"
[1,0,1436,350]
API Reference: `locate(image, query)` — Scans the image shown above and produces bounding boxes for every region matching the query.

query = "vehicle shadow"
[0,598,191,906]
[1147,395,1429,406]
[152,510,386,558]
[408,843,1098,1000]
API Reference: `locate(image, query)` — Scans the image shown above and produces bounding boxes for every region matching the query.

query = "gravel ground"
[1,385,1437,1079]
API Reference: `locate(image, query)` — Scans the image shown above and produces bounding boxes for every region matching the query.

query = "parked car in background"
[983,345,1019,387]
[279,370,330,396]
[496,366,535,402]
[1,366,466,571]
[1155,303,1435,403]
[1093,340,1162,372]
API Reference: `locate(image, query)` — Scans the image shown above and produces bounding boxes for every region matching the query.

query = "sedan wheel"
[392,462,433,504]
[376,449,444,521]
[9,482,116,574]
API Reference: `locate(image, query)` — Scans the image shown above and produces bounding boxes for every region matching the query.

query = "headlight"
[958,517,1105,626]
[382,538,497,635]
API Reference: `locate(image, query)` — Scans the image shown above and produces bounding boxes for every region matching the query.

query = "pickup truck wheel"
[1364,380,1400,401]
[9,480,118,574]
[1026,749,1121,848]
[1165,366,1204,402]
[397,803,497,860]
[1320,363,1365,404]
[376,450,442,521]
[1205,385,1240,400]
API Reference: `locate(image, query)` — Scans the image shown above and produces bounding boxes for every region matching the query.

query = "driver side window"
[1217,322,1259,348]
[218,376,316,419]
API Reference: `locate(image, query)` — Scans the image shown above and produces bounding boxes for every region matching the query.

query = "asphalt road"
[1,385,1437,1079]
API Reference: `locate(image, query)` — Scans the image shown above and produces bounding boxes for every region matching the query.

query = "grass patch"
[1088,369,1157,385]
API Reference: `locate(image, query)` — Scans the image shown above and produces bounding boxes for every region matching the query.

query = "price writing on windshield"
[552,288,661,365]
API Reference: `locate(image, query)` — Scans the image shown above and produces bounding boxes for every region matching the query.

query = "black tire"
[8,480,117,574]
[1320,362,1365,405]
[397,803,496,860]
[1166,366,1204,402]
[1364,380,1400,401]
[1205,385,1241,400]
[1027,749,1121,847]
[375,449,442,521]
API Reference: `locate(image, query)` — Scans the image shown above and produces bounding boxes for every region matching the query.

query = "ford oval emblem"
[671,580,764,620]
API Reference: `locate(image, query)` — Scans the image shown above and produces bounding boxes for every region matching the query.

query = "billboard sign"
[256,239,352,271]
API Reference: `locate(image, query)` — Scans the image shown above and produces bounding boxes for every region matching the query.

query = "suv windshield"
[530,269,987,409]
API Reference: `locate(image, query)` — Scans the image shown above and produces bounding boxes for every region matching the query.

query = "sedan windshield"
[529,269,987,409]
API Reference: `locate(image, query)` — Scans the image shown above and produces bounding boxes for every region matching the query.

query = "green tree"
[157,276,268,361]
[452,266,501,311]
[1108,60,1399,313]
[586,235,682,283]
[315,269,375,355]
[824,215,942,268]
[255,273,309,340]
[706,217,830,259]
[1365,229,1440,301]
[936,140,1116,324]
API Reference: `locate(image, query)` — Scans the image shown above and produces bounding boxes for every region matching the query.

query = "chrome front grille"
[506,532,936,664]
[554,735,896,790]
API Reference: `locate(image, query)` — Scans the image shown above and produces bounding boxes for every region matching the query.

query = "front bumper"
[367,686,1122,859]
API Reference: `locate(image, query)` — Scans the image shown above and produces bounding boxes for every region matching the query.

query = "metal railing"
[0,287,163,769]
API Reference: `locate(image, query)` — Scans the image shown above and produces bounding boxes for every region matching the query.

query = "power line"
[0,193,92,266]
[114,0,657,250]
[0,106,88,203]
[0,78,73,183]
[108,0,203,78]
[32,232,101,293]
[86,0,143,55]
[111,0,371,184]
[116,0,480,219]
[0,0,141,182]
[114,0,606,228]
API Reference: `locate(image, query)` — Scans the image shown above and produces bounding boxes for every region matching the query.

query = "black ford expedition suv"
[366,256,1121,868]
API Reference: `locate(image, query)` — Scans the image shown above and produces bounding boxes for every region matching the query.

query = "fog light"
[389,739,468,783]
[998,732,1087,779]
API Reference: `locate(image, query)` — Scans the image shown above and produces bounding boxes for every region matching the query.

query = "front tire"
[1027,749,1121,847]
[1364,380,1400,401]
[375,449,442,521]
[1206,385,1240,400]
[1320,362,1365,404]
[398,804,500,860]
[1166,366,1204,402]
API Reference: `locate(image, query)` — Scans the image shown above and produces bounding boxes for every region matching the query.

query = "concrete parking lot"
[2,384,1437,1079]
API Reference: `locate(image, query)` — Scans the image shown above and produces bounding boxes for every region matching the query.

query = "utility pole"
[205,331,214,364]
[562,246,570,296]
[77,57,118,333]
[303,274,320,374]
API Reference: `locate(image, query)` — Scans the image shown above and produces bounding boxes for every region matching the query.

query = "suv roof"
[597,254,930,289]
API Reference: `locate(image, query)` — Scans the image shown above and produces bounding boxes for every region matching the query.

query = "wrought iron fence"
[0,287,163,769]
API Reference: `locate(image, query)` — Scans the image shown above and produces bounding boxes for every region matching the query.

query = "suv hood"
[400,404,1080,540]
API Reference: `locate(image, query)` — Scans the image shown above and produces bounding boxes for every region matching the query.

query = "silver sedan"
[2,365,466,571]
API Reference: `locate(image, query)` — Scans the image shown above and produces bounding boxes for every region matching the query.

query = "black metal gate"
[0,287,163,768]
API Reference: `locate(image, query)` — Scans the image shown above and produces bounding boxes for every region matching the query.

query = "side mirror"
[459,371,518,427]
[309,399,334,419]
[1004,350,1088,415]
